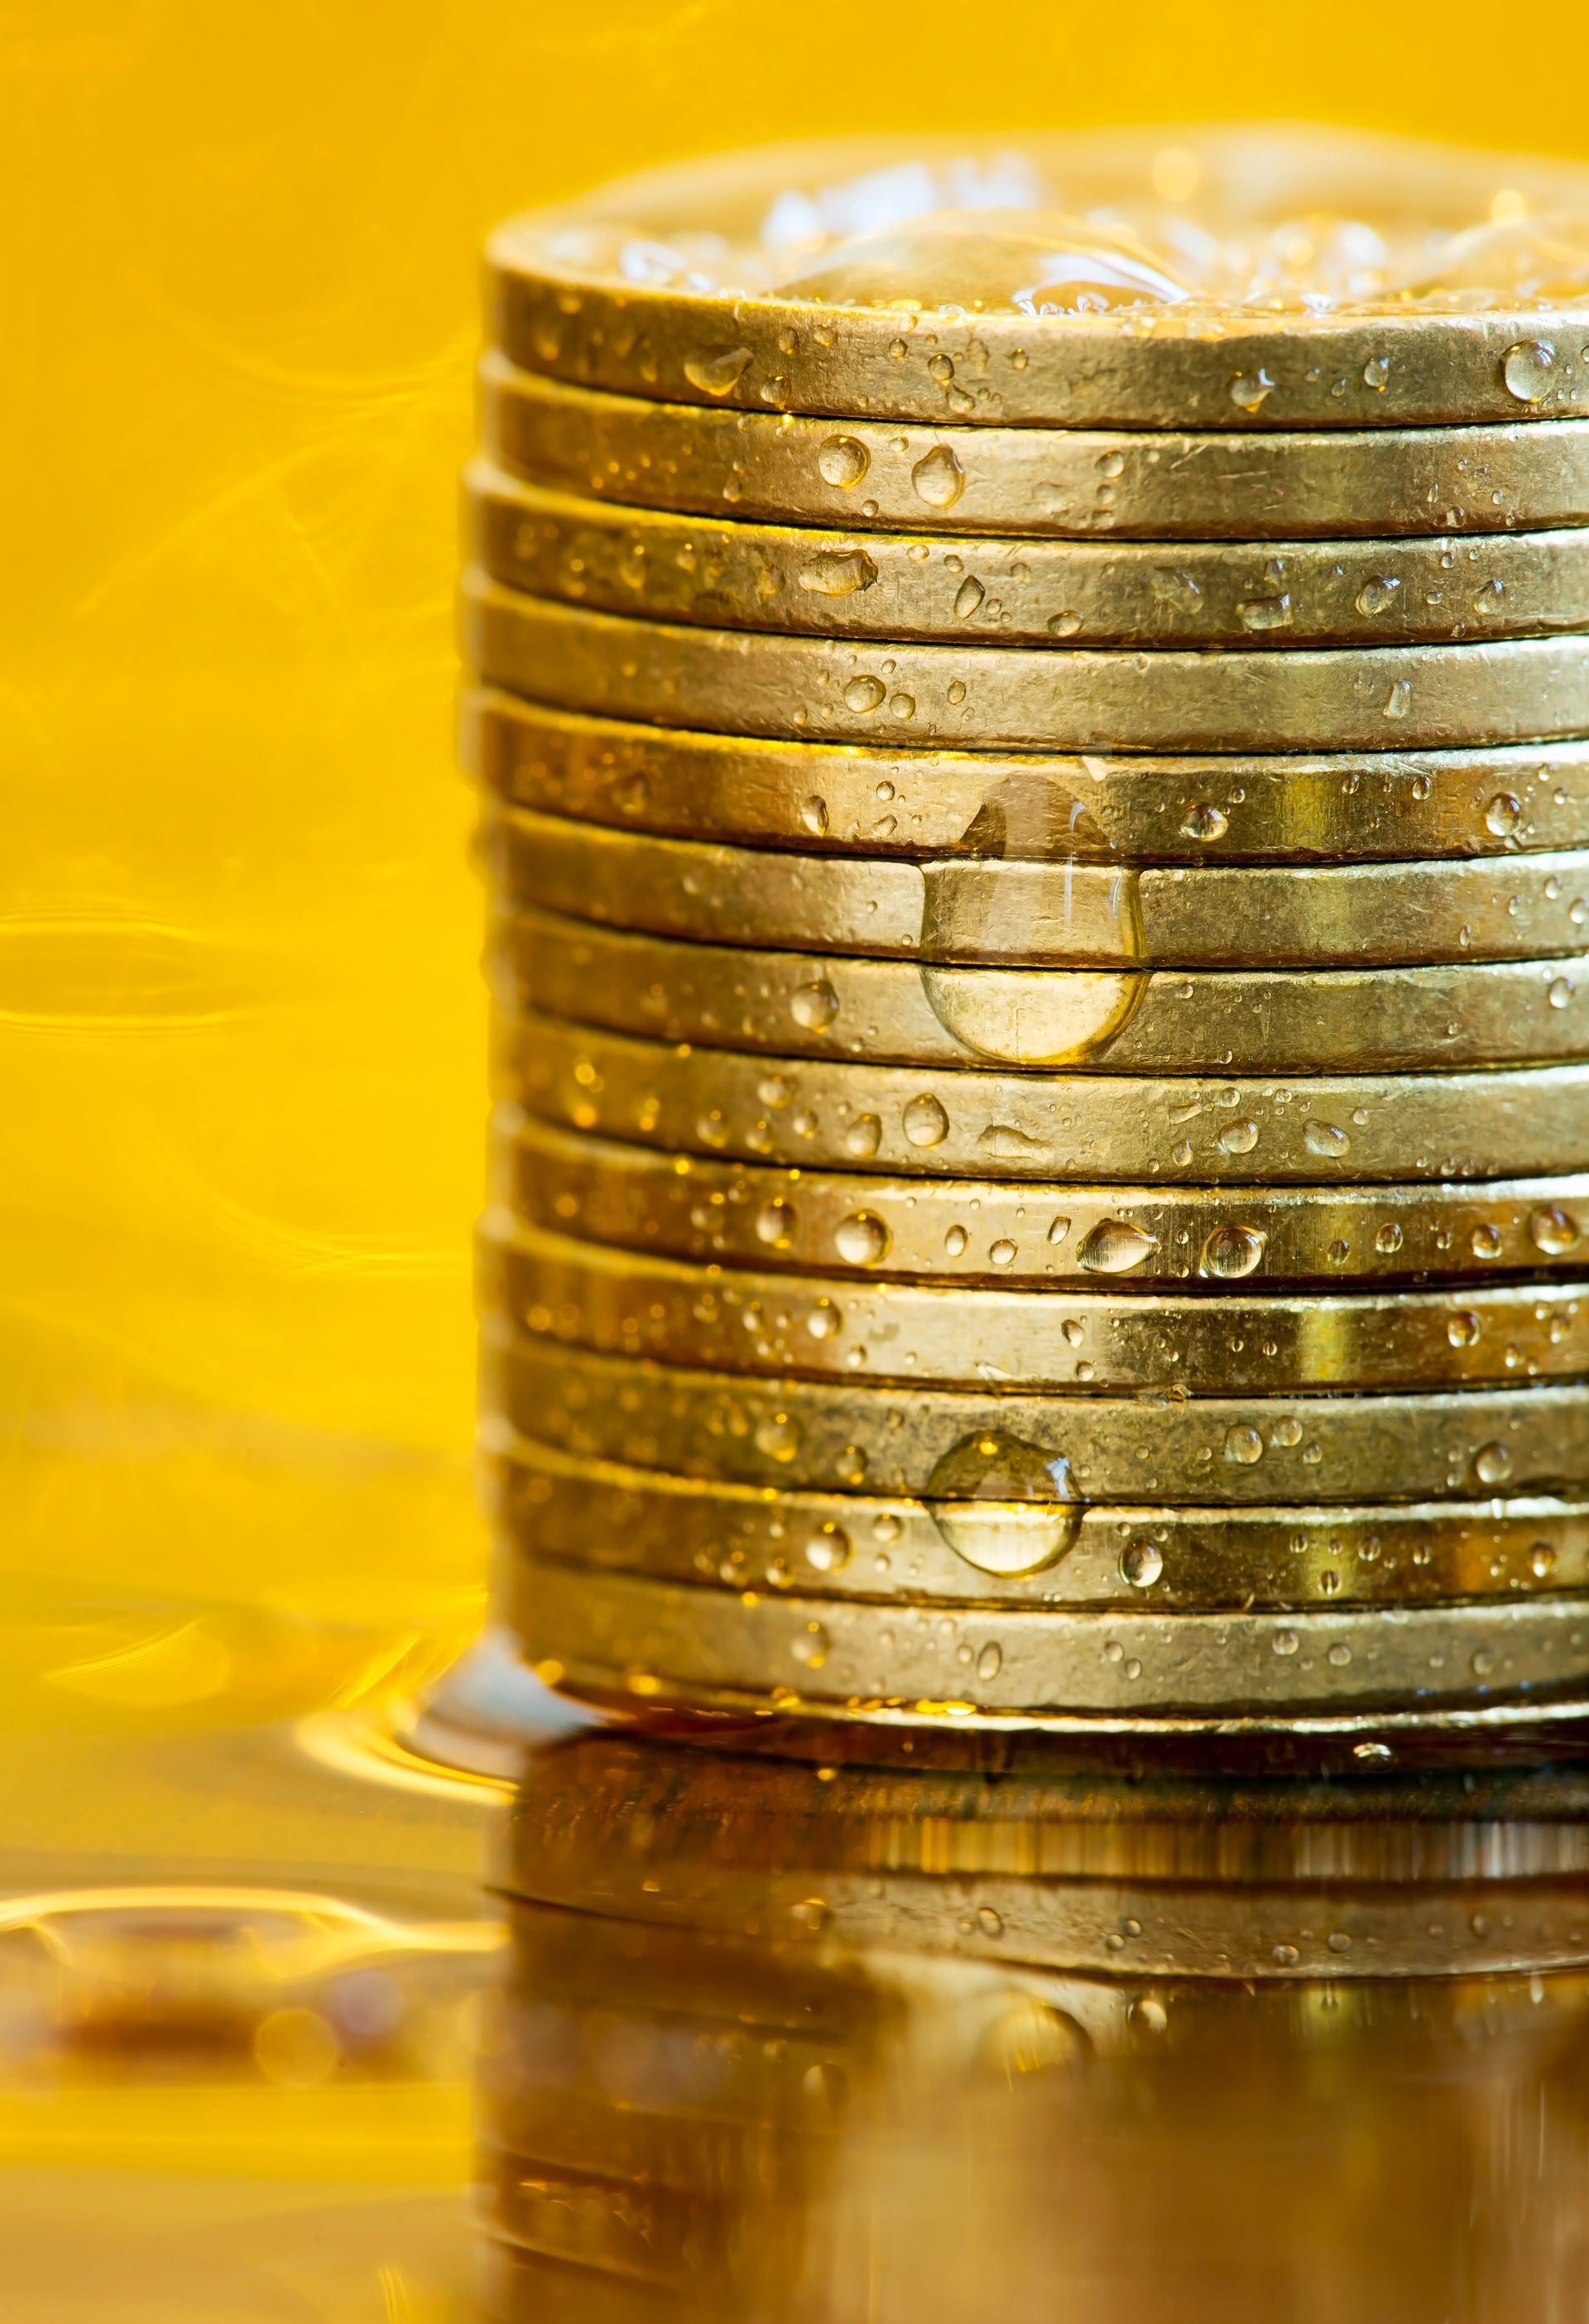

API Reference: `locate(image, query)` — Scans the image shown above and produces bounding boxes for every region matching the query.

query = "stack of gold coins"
[463,128,1589,1757]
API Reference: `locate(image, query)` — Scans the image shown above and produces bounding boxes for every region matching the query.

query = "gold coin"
[483,358,1589,538]
[496,1113,1589,1288]
[485,807,1589,969]
[471,463,1589,650]
[509,1011,1589,1184]
[463,691,1589,867]
[487,1431,1589,1611]
[482,1330,1589,1502]
[494,910,1589,1073]
[506,1555,1589,1717]
[466,576,1589,755]
[479,1214,1589,1394]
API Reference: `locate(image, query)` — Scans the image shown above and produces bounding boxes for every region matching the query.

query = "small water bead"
[843,1116,882,1160]
[1327,1239,1350,1265]
[1200,1223,1266,1279]
[758,1073,793,1108]
[1048,610,1083,636]
[872,1513,901,1545]
[791,1622,830,1669]
[1471,1222,1504,1260]
[1533,1542,1558,1579]
[1473,578,1506,616]
[1154,569,1203,614]
[946,679,967,705]
[818,435,870,487]
[1047,1216,1071,1245]
[835,1211,890,1265]
[1273,1629,1299,1657]
[1062,1318,1085,1347]
[1270,1417,1303,1448]
[1474,1442,1514,1485]
[1076,1217,1159,1273]
[1236,593,1292,632]
[943,1223,969,1256]
[755,1412,802,1462]
[890,694,916,721]
[1375,1222,1404,1255]
[1180,801,1228,842]
[1303,1121,1351,1159]
[793,1110,819,1137]
[756,1198,797,1247]
[954,575,987,620]
[1327,1641,1352,1668]
[903,1092,950,1147]
[989,1238,1017,1266]
[911,444,966,509]
[1549,977,1574,1009]
[799,548,877,597]
[1217,1118,1260,1155]
[805,1299,842,1339]
[1121,1537,1164,1587]
[1225,1425,1265,1466]
[1356,576,1400,617]
[976,1641,1003,1681]
[843,675,886,714]
[1531,1205,1581,1255]
[791,979,840,1030]
[1503,339,1557,402]
[1230,367,1275,414]
[1472,1648,1497,1678]
[804,1523,852,1573]
[1382,679,1412,719]
[684,344,752,395]
[1448,1310,1481,1347]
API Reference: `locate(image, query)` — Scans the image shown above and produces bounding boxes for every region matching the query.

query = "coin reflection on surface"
[479,1731,1589,2324]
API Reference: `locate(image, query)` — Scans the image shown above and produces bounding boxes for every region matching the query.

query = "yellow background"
[9,0,1589,1717]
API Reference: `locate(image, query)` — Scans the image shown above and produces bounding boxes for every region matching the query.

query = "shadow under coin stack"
[464,129,1589,1762]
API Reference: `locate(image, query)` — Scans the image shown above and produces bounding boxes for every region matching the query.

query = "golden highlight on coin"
[471,465,1589,649]
[463,693,1589,866]
[495,1114,1589,1287]
[507,1011,1589,1184]
[482,1328,1589,1506]
[488,1432,1589,1611]
[466,576,1589,754]
[485,809,1589,968]
[506,1556,1589,1718]
[497,910,1589,1073]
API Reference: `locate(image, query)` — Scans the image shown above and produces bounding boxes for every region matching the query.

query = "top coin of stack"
[464,127,1589,1759]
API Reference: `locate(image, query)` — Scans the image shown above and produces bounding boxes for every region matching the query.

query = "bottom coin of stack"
[476,1736,1589,2324]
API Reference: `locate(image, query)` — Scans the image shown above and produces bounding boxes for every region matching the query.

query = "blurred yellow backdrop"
[7,0,1589,1711]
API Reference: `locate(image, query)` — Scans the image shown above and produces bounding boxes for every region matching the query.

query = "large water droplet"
[975,1640,1003,1681]
[1303,1121,1351,1159]
[756,1198,797,1247]
[843,675,886,713]
[911,444,966,510]
[902,1092,950,1148]
[755,1412,801,1462]
[920,965,1142,1064]
[791,1622,829,1669]
[835,1211,890,1265]
[1075,1217,1159,1273]
[1355,576,1400,617]
[799,549,877,597]
[1120,1537,1164,1587]
[684,345,752,396]
[1237,593,1292,632]
[1503,339,1556,402]
[1548,976,1573,1010]
[1447,1309,1481,1347]
[953,574,986,620]
[818,435,870,487]
[1224,1424,1265,1466]
[804,1523,851,1573]
[1229,368,1275,413]
[1217,1118,1260,1155]
[1531,1204,1581,1255]
[1382,679,1412,720]
[1179,801,1228,842]
[1200,1224,1266,1279]
[924,1430,1082,1576]
[1484,792,1523,838]
[1474,1442,1514,1485]
[799,795,829,838]
[791,979,840,1030]
[844,1114,882,1158]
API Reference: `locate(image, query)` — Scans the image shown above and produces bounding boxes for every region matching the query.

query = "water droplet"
[1375,1222,1404,1255]
[976,1641,1003,1681]
[1472,1648,1496,1678]
[804,1523,851,1573]
[1471,1223,1503,1260]
[1121,1538,1164,1587]
[903,1093,950,1148]
[799,548,877,597]
[1048,609,1083,636]
[1382,679,1412,720]
[1355,576,1400,617]
[1237,594,1292,632]
[1327,1641,1352,1668]
[1531,1205,1581,1255]
[1200,1224,1266,1279]
[1047,1216,1071,1246]
[756,1198,797,1248]
[1273,1630,1299,1657]
[844,1114,882,1158]
[1153,569,1203,613]
[890,693,916,721]
[1548,976,1573,1010]
[1230,367,1275,413]
[924,1430,1082,1577]
[1217,1118,1260,1155]
[684,345,752,396]
[835,1211,890,1265]
[1303,1121,1351,1159]
[1272,1942,1300,1966]
[790,979,840,1033]
[805,1298,842,1339]
[1474,1442,1514,1485]
[799,795,829,837]
[755,1412,801,1462]
[944,1223,968,1256]
[1485,792,1523,838]
[911,444,966,509]
[1533,1542,1558,1579]
[1224,1425,1265,1466]
[989,1237,1017,1266]
[1363,353,1391,391]
[1180,801,1228,842]
[791,1622,829,1669]
[1076,1217,1159,1273]
[1503,339,1556,402]
[818,435,870,487]
[976,1904,1004,1937]
[843,675,886,714]
[953,575,986,620]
